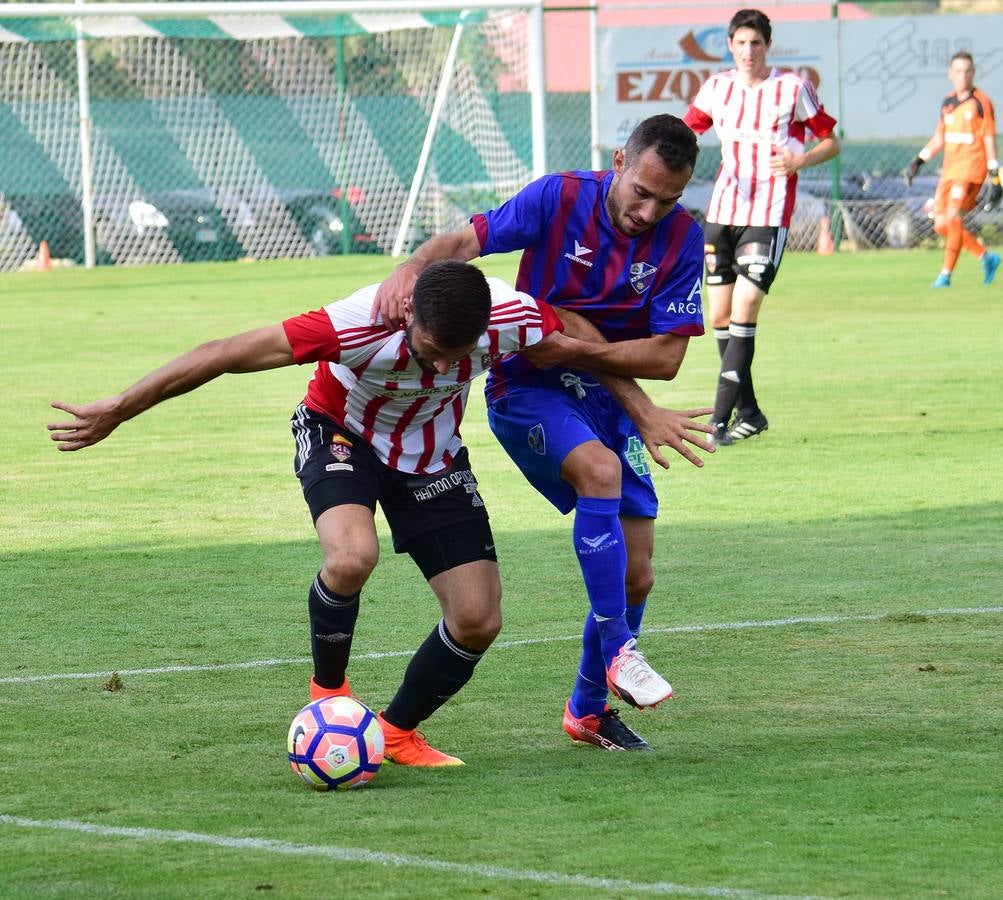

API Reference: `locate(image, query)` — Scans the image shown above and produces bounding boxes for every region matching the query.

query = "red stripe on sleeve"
[282,310,341,365]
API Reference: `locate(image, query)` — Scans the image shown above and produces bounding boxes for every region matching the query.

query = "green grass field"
[2,250,1001,899]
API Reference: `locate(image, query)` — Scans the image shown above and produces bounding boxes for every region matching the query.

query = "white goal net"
[0,2,542,270]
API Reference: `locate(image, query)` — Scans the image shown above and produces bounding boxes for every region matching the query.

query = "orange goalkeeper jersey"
[937,87,996,183]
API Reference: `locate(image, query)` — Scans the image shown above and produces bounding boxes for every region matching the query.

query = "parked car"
[240,187,379,256]
[800,171,999,249]
[799,172,938,249]
[4,183,380,264]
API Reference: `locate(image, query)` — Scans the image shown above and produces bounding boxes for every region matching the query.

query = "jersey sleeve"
[472,175,558,255]
[978,90,996,140]
[282,309,341,365]
[483,278,564,353]
[683,77,716,135]
[648,219,705,337]
[281,285,386,366]
[795,78,837,138]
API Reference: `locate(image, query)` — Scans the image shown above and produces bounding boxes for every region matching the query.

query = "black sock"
[383,620,483,730]
[308,572,359,690]
[714,321,756,425]
[714,327,730,361]
[732,322,759,417]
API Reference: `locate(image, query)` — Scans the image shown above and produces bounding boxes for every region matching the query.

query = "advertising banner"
[598,15,1003,146]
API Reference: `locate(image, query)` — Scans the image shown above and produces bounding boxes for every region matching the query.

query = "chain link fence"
[0,6,538,271]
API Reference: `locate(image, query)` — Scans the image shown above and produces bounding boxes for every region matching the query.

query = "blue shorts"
[485,369,658,517]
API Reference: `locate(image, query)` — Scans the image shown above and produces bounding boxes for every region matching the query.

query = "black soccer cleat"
[563,700,653,751]
[727,411,769,442]
[710,422,735,447]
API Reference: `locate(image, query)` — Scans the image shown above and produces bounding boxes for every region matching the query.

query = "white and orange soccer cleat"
[606,638,673,709]
[377,713,465,767]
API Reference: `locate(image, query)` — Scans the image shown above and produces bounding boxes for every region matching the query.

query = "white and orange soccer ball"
[287,696,384,790]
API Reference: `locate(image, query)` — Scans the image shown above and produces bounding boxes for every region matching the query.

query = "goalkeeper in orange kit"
[905,51,1001,288]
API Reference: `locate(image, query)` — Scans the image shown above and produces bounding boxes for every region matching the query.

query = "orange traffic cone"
[36,240,52,271]
[816,216,833,255]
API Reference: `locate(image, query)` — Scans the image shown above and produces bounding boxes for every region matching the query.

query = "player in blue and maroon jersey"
[374,115,714,752]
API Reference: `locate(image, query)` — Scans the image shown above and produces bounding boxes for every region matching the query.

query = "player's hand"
[769,146,800,177]
[370,262,419,329]
[48,398,124,451]
[904,156,924,187]
[633,405,716,470]
[983,167,1002,212]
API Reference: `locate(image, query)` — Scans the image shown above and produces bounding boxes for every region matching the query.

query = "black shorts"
[703,223,786,293]
[290,404,495,567]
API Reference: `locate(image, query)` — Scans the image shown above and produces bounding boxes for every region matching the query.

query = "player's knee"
[735,242,776,291]
[933,219,948,237]
[322,546,377,594]
[448,602,501,650]
[565,445,622,496]
[626,567,655,603]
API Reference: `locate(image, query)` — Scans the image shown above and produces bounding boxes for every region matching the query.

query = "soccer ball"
[287,696,384,790]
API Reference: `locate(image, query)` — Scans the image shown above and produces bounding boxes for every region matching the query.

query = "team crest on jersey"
[528,423,546,455]
[629,261,657,294]
[330,435,352,462]
[481,352,503,369]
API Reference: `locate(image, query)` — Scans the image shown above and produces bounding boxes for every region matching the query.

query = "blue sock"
[626,599,647,638]
[572,496,631,668]
[570,612,608,718]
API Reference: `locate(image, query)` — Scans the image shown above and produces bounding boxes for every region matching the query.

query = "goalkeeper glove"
[904,156,924,187]
[984,164,1002,212]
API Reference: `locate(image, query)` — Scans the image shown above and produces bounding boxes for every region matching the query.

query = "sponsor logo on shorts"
[528,423,546,455]
[629,261,657,294]
[463,482,486,507]
[624,435,651,476]
[325,463,354,472]
[411,468,478,502]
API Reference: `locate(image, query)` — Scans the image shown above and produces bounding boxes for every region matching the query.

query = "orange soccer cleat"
[377,712,465,767]
[309,676,353,701]
[562,699,652,751]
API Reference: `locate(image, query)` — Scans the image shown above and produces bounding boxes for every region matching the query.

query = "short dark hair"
[624,114,699,173]
[728,8,772,44]
[950,50,974,66]
[411,260,491,348]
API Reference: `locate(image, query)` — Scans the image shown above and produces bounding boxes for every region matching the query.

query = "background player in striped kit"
[49,261,711,766]
[373,115,714,752]
[904,50,1001,289]
[683,8,840,445]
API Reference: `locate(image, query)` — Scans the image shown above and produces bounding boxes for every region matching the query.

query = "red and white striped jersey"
[684,68,837,227]
[282,279,562,475]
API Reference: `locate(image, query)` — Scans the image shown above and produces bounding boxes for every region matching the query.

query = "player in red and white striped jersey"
[49,260,706,767]
[683,8,840,445]
[283,274,556,476]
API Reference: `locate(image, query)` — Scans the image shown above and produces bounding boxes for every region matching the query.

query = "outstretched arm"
[370,225,482,327]
[522,309,714,468]
[48,324,294,451]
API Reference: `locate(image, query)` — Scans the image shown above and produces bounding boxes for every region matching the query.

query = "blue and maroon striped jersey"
[473,169,705,343]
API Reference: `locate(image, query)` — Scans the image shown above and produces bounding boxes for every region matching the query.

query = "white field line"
[0,814,822,899]
[2,606,1001,686]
